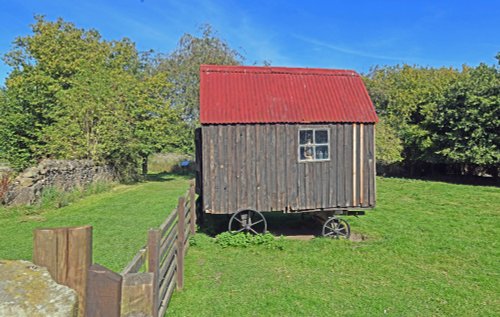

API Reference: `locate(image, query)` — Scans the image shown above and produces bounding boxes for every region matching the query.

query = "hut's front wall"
[200,123,375,214]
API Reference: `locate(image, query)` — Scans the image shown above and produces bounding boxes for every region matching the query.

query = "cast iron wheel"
[322,217,350,239]
[228,209,267,234]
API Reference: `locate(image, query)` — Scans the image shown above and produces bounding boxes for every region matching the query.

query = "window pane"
[315,130,328,144]
[299,130,313,145]
[300,146,314,161]
[315,145,329,160]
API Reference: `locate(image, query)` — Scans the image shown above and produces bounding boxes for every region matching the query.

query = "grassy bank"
[167,178,500,316]
[0,173,191,271]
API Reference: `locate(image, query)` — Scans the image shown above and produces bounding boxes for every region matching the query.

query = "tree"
[159,24,244,124]
[375,118,404,165]
[0,16,187,177]
[433,62,500,176]
[364,65,460,168]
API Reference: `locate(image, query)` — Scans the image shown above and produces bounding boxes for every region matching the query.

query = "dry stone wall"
[3,159,115,206]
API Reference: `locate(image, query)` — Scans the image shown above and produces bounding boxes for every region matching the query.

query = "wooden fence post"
[189,184,196,236]
[121,273,155,317]
[33,226,92,317]
[85,263,122,317]
[176,196,185,290]
[147,229,160,317]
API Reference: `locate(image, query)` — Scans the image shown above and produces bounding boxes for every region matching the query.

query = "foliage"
[374,118,403,164]
[365,64,460,164]
[215,232,284,249]
[432,63,500,170]
[365,57,499,174]
[0,16,188,177]
[159,24,244,124]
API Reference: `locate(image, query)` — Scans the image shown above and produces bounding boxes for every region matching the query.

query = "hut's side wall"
[200,123,375,214]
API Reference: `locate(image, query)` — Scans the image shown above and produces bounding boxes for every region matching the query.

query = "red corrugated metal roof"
[200,65,378,124]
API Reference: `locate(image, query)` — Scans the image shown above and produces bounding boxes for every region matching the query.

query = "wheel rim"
[322,217,350,239]
[228,210,267,234]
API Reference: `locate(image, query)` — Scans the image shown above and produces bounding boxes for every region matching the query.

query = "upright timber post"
[176,196,186,290]
[147,228,161,317]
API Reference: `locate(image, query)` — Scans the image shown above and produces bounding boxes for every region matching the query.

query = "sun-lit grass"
[0,173,191,272]
[167,178,500,316]
[1,175,498,315]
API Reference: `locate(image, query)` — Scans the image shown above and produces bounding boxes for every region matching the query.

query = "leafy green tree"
[365,65,460,167]
[159,24,244,124]
[433,62,500,175]
[1,16,188,177]
[375,118,404,164]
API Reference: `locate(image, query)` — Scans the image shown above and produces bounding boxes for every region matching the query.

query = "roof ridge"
[200,65,359,77]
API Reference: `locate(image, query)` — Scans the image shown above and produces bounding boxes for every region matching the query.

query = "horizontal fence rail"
[32,182,196,317]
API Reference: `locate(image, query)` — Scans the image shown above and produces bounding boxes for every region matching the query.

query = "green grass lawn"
[0,173,191,272]
[1,175,498,316]
[167,178,500,316]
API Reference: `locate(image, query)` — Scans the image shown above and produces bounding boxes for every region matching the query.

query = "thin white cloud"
[292,34,412,62]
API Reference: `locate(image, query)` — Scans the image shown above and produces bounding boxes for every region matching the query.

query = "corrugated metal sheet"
[200,65,379,124]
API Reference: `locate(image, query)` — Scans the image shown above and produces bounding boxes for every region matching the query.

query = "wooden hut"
[195,65,378,237]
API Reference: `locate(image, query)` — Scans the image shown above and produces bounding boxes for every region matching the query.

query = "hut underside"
[197,123,376,215]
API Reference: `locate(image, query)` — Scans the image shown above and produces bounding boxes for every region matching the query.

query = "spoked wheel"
[228,209,267,234]
[322,217,350,239]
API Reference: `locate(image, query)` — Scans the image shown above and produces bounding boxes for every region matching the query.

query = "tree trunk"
[141,155,148,176]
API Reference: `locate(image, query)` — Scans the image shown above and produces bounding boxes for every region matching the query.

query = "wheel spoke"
[234,217,243,225]
[251,219,264,226]
[324,231,335,236]
[235,227,246,233]
[249,227,258,235]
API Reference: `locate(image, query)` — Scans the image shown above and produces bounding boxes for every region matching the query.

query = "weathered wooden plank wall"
[201,123,375,214]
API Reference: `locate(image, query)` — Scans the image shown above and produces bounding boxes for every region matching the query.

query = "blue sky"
[1,0,499,84]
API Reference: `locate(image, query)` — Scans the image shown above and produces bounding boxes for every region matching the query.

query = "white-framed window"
[298,128,330,162]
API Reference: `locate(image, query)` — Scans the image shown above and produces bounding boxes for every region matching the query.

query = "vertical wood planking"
[257,125,268,210]
[359,123,366,207]
[189,185,196,235]
[228,125,236,213]
[33,226,92,317]
[329,125,337,207]
[345,124,353,206]
[33,229,58,281]
[336,124,345,207]
[371,124,376,206]
[240,125,248,209]
[262,125,269,210]
[121,273,155,317]
[276,125,284,210]
[85,264,122,317]
[267,124,278,211]
[176,197,185,290]
[208,127,216,212]
[147,229,160,317]
[68,226,93,316]
[352,124,357,207]
[254,125,260,211]
[216,125,228,213]
[233,125,241,211]
[287,125,298,210]
[246,125,256,210]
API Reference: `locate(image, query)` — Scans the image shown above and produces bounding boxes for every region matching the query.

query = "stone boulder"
[0,260,78,317]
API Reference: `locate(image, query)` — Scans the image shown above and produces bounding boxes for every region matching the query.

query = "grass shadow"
[145,171,194,182]
[198,211,322,237]
[381,174,499,187]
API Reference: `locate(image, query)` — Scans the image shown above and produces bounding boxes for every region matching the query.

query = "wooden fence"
[32,183,196,317]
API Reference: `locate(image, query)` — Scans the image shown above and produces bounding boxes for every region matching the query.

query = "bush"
[215,232,284,250]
